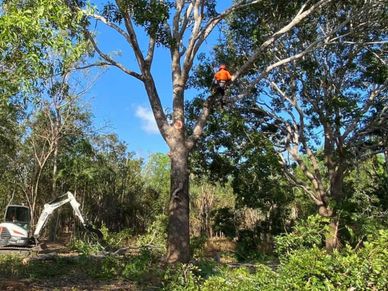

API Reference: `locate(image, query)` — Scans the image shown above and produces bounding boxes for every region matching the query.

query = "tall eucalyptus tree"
[73,0,335,262]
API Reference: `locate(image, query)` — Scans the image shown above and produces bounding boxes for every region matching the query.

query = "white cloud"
[135,106,159,134]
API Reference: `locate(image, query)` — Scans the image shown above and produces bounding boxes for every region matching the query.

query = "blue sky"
[85,24,171,158]
[84,1,232,159]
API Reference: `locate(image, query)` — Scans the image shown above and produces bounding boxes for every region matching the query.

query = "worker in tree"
[213,64,232,97]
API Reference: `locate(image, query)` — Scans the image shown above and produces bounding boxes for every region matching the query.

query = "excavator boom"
[34,192,85,239]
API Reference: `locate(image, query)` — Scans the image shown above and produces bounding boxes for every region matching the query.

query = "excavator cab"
[4,205,30,230]
[0,205,31,247]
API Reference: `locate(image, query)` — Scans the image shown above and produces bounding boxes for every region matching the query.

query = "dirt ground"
[0,242,139,291]
[0,237,242,290]
[1,279,136,291]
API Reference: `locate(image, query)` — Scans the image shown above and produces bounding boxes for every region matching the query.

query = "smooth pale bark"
[325,220,339,251]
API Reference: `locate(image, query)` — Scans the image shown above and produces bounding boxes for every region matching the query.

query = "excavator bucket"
[84,223,103,242]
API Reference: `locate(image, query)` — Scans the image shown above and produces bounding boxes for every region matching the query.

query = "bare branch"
[279,154,323,205]
[183,0,262,81]
[75,62,111,70]
[233,0,333,80]
[145,34,156,67]
[231,15,350,103]
[120,9,146,69]
[343,85,385,140]
[186,94,217,150]
[85,30,143,80]
[179,1,195,38]
[86,12,131,43]
[173,0,185,39]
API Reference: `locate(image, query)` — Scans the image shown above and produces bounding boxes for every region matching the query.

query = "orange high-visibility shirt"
[214,69,232,81]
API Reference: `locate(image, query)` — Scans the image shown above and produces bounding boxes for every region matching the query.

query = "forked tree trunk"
[166,146,190,263]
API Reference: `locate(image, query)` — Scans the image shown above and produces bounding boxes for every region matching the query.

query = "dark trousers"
[215,80,226,96]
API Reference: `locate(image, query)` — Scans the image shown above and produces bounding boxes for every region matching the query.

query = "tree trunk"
[166,147,190,263]
[325,220,339,250]
[330,163,346,203]
[49,143,59,242]
[318,203,339,250]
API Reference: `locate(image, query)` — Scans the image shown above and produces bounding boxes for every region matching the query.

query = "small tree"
[0,0,90,221]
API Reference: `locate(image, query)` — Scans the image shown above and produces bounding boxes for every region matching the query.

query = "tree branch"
[86,12,131,44]
[85,30,143,80]
[186,94,217,150]
[231,15,350,103]
[233,0,333,81]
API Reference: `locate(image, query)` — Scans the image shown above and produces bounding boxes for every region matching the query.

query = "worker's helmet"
[219,64,226,70]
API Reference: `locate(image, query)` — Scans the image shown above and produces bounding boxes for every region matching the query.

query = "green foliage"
[276,230,388,290]
[360,230,388,289]
[0,0,88,99]
[100,224,133,249]
[137,214,168,255]
[340,156,388,245]
[235,229,263,261]
[199,229,388,290]
[0,255,24,278]
[122,247,161,282]
[79,255,125,280]
[27,256,81,279]
[202,265,277,291]
[190,235,208,258]
[162,263,202,291]
[188,105,294,240]
[101,0,172,46]
[142,153,170,216]
[69,238,104,255]
[0,229,386,289]
[275,215,329,257]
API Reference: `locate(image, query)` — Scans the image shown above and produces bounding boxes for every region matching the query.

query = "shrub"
[358,229,388,289]
[81,255,125,280]
[190,234,208,258]
[122,246,162,283]
[0,255,23,278]
[162,263,201,291]
[68,237,104,255]
[212,207,237,238]
[275,214,328,257]
[137,214,167,256]
[100,224,133,250]
[235,228,263,261]
[202,265,277,291]
[276,229,388,290]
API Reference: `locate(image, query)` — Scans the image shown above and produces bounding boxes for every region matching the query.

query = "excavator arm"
[33,191,102,242]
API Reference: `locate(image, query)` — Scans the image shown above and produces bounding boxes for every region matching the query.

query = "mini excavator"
[0,191,102,251]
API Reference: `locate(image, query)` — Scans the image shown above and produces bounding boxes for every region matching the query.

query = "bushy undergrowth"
[275,214,328,257]
[201,264,277,291]
[137,214,167,255]
[0,254,25,277]
[276,240,387,290]
[100,224,133,249]
[197,229,387,290]
[69,224,134,255]
[69,238,105,255]
[1,219,386,290]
